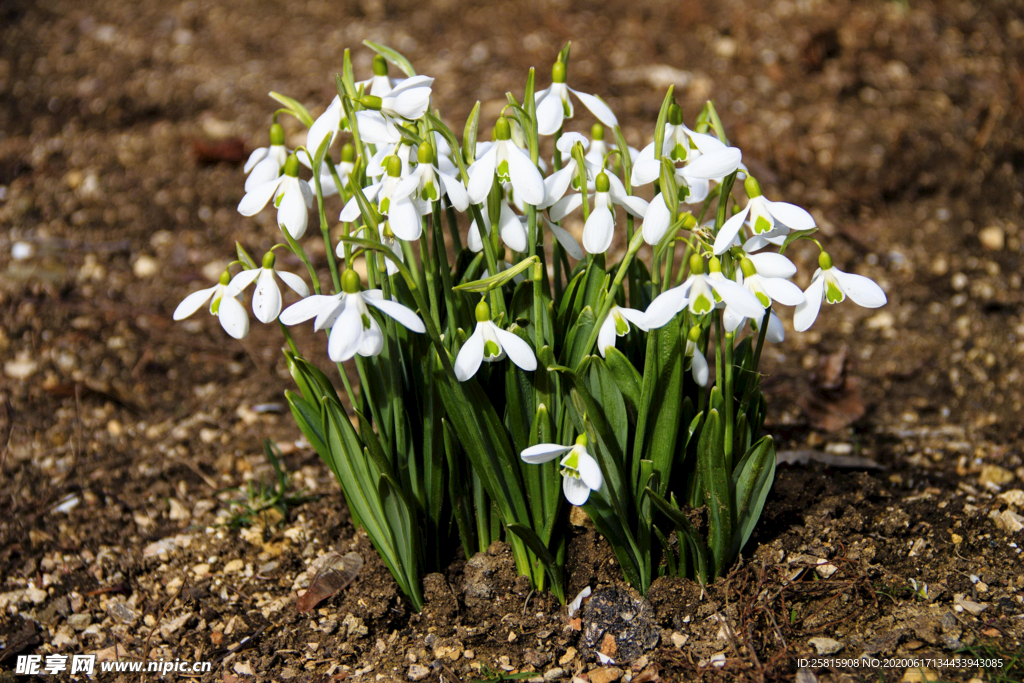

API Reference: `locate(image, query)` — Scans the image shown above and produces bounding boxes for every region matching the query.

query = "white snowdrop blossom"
[549,171,648,254]
[645,255,766,329]
[226,252,310,324]
[467,117,545,207]
[520,434,604,506]
[279,270,425,362]
[407,142,469,213]
[173,270,249,340]
[454,301,537,381]
[684,326,710,386]
[340,155,422,240]
[534,60,618,136]
[307,96,345,164]
[540,132,598,209]
[585,123,637,168]
[244,123,288,192]
[359,55,398,97]
[468,188,527,253]
[794,252,887,332]
[598,305,648,357]
[237,153,313,239]
[359,75,434,122]
[713,176,816,255]
[722,254,805,333]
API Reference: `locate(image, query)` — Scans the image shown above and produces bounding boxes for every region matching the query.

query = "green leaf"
[362,40,417,77]
[563,307,596,369]
[659,158,679,216]
[645,488,709,584]
[612,125,633,188]
[729,436,776,563]
[285,391,331,477]
[602,347,642,415]
[269,92,314,128]
[463,101,481,166]
[341,49,357,99]
[652,87,675,171]
[644,317,684,495]
[454,255,539,292]
[778,228,819,255]
[558,42,572,68]
[696,410,732,578]
[507,523,564,601]
[589,362,627,457]
[236,242,257,270]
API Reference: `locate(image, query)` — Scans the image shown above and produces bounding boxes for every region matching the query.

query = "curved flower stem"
[278,321,299,355]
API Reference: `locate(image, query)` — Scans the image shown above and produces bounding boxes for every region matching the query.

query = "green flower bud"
[341,143,355,162]
[219,270,232,286]
[475,299,491,322]
[591,122,604,141]
[269,123,285,146]
[679,212,698,230]
[494,116,512,141]
[708,256,722,273]
[386,155,402,178]
[595,172,610,193]
[687,325,702,343]
[668,103,683,126]
[740,257,757,278]
[689,253,705,275]
[283,153,300,178]
[359,95,383,111]
[262,251,276,269]
[552,60,567,84]
[744,175,762,198]
[341,269,361,294]
[417,142,433,165]
[818,251,833,270]
[372,54,388,77]
[575,433,588,447]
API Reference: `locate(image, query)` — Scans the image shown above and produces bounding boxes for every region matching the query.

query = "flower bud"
[552,60,567,84]
[595,172,610,193]
[372,54,388,77]
[740,257,757,278]
[283,153,300,177]
[493,117,512,141]
[417,142,433,165]
[743,175,762,198]
[341,143,355,162]
[678,212,698,230]
[269,123,285,146]
[687,325,702,343]
[668,103,683,126]
[591,122,604,141]
[689,253,705,275]
[341,269,361,294]
[359,94,383,111]
[386,155,402,178]
[262,251,276,269]
[475,299,491,322]
[818,251,833,270]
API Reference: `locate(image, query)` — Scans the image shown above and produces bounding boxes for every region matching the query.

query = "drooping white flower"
[339,155,422,240]
[534,60,618,136]
[597,305,648,357]
[226,252,310,324]
[684,326,710,386]
[244,123,288,192]
[585,123,638,168]
[407,142,469,212]
[793,252,887,332]
[645,255,766,329]
[520,434,603,506]
[237,153,313,239]
[467,117,545,207]
[722,254,805,333]
[307,96,345,164]
[173,270,250,340]
[713,176,816,255]
[549,171,648,254]
[279,270,425,362]
[468,186,527,254]
[359,75,434,122]
[540,132,598,209]
[454,300,537,381]
[357,55,398,98]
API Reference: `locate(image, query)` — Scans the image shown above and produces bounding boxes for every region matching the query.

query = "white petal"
[535,89,565,136]
[307,97,341,160]
[631,143,660,186]
[245,156,282,192]
[494,327,537,371]
[644,287,687,329]
[218,295,250,340]
[710,277,765,320]
[685,128,728,154]
[298,178,314,208]
[748,252,796,279]
[569,88,618,128]
[618,194,649,218]
[567,586,591,617]
[277,185,309,239]
[357,316,384,357]
[387,197,423,240]
[618,307,649,331]
[387,86,432,119]
[833,269,887,308]
[597,315,617,357]
[576,452,604,492]
[252,269,282,323]
[173,286,216,320]
[549,193,583,222]
[682,147,742,180]
[685,177,710,204]
[761,277,805,306]
[723,305,746,332]
[765,311,785,343]
[641,192,672,246]
[277,270,309,297]
[521,443,573,464]
[692,350,709,387]
[793,274,825,332]
[557,132,589,155]
[244,147,268,174]
[563,476,592,506]
[366,297,426,332]
[544,217,584,260]
[542,164,577,209]
[438,170,469,211]
[506,145,546,206]
[467,217,485,253]
[765,199,816,230]
[328,304,363,362]
[356,110,401,144]
[498,202,528,252]
[225,268,260,297]
[280,294,334,326]
[391,171,421,201]
[454,328,485,381]
[712,205,751,255]
[237,177,282,216]
[467,147,498,205]
[583,205,615,254]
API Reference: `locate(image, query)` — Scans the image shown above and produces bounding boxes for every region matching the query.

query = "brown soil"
[2,0,1024,682]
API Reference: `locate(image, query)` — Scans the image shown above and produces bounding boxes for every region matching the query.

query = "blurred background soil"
[2,0,1024,681]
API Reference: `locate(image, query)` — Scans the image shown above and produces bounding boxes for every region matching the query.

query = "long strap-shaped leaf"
[696,409,732,578]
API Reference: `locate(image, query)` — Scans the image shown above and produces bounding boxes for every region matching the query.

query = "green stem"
[577,230,646,365]
[278,321,299,355]
[723,328,735,471]
[281,227,321,295]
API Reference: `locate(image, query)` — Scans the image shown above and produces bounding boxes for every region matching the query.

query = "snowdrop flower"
[454,300,537,381]
[722,254,805,333]
[359,75,434,122]
[226,251,310,324]
[794,252,887,332]
[467,117,545,207]
[237,154,313,239]
[645,255,765,329]
[534,60,618,136]
[598,305,648,357]
[307,97,345,164]
[540,132,597,209]
[467,186,527,253]
[359,55,397,97]
[279,270,425,362]
[520,434,603,506]
[408,142,469,212]
[584,123,637,169]
[340,156,422,240]
[633,105,742,192]
[684,326,710,386]
[173,270,249,340]
[549,172,648,254]
[244,123,288,192]
[713,176,816,255]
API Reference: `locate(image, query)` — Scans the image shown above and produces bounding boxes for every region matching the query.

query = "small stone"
[133,255,159,278]
[160,612,192,637]
[950,533,963,545]
[26,586,48,604]
[463,650,474,659]
[901,667,938,682]
[864,312,894,330]
[343,613,368,637]
[559,647,577,665]
[192,563,210,577]
[223,559,245,573]
[106,419,123,437]
[233,661,255,676]
[999,490,1024,506]
[670,633,687,648]
[979,464,1014,487]
[168,498,190,521]
[979,226,1005,251]
[808,637,843,655]
[589,667,624,683]
[4,353,38,380]
[67,614,92,631]
[600,633,617,657]
[954,595,988,615]
[543,668,564,681]
[12,241,34,260]
[992,509,1024,533]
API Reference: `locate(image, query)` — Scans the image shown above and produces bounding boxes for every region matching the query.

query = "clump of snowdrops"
[175,42,886,610]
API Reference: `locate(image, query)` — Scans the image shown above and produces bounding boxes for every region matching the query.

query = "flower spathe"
[534,60,618,136]
[520,434,603,506]
[237,153,313,239]
[454,301,537,381]
[173,270,249,340]
[794,252,887,332]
